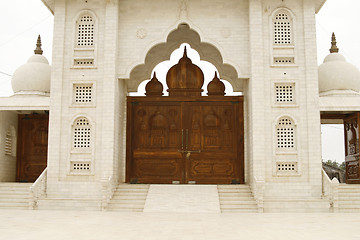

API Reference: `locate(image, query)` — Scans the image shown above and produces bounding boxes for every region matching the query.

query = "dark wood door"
[126,97,244,184]
[17,114,49,182]
[344,112,360,184]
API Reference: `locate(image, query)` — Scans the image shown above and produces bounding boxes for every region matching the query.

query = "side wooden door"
[17,114,49,182]
[344,112,360,184]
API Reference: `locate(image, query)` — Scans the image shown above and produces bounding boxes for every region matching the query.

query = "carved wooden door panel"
[127,97,244,184]
[127,101,184,183]
[183,100,243,184]
[17,114,49,182]
[344,113,360,184]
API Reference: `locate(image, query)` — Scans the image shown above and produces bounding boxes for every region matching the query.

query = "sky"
[0,0,359,163]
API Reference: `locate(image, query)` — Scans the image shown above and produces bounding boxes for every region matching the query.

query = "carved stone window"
[76,14,94,47]
[273,10,293,45]
[72,117,91,149]
[275,83,294,103]
[276,117,295,149]
[73,84,93,104]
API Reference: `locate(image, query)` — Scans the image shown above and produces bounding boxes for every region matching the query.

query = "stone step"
[0,202,29,208]
[111,197,147,201]
[221,208,258,213]
[220,203,258,208]
[107,185,149,212]
[109,199,146,204]
[220,199,258,204]
[37,198,101,211]
[114,190,149,194]
[339,208,360,213]
[0,183,32,186]
[0,198,29,203]
[0,192,29,197]
[218,188,252,193]
[108,203,145,208]
[116,184,150,189]
[219,197,254,201]
[217,184,250,189]
[218,185,258,213]
[107,208,143,212]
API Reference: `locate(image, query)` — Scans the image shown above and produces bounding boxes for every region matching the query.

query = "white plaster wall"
[0,111,17,182]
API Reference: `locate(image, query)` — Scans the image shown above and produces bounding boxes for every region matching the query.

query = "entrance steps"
[107,184,149,212]
[36,198,101,211]
[107,184,258,213]
[338,184,360,212]
[217,185,258,213]
[0,183,32,209]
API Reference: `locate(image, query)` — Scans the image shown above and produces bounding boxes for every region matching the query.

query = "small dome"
[207,72,225,96]
[145,72,163,96]
[319,33,360,93]
[166,46,204,97]
[11,35,51,94]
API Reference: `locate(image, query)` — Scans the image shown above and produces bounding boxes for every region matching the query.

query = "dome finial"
[330,32,339,53]
[34,35,43,55]
[183,46,187,57]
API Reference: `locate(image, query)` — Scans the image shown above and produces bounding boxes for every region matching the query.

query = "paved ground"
[0,210,359,240]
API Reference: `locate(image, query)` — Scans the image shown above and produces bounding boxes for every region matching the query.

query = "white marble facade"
[2,0,360,211]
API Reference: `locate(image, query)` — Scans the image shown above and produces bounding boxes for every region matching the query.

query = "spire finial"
[183,46,187,57]
[34,35,43,55]
[330,32,339,53]
[214,71,218,79]
[153,71,157,79]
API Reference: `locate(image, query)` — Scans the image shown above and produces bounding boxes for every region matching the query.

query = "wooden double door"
[126,96,244,184]
[17,114,49,182]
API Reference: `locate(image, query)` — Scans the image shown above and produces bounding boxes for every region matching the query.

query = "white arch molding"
[125,23,247,93]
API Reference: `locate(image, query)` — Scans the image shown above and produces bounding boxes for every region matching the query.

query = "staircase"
[217,185,258,213]
[107,184,149,212]
[338,184,360,212]
[0,183,32,209]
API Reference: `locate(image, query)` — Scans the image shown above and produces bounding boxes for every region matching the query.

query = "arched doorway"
[126,47,244,184]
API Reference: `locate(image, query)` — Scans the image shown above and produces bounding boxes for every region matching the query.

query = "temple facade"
[1,0,360,212]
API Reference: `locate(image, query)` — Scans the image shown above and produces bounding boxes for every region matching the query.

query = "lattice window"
[73,117,91,149]
[273,11,292,45]
[277,163,297,173]
[276,117,295,149]
[274,57,294,64]
[71,162,91,172]
[74,59,94,66]
[275,83,294,103]
[5,130,12,156]
[73,84,93,104]
[4,126,16,156]
[76,14,94,47]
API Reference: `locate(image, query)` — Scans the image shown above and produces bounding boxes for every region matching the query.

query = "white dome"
[11,36,51,94]
[319,52,360,93]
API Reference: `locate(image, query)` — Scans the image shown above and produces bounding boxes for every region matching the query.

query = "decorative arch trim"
[126,23,246,92]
